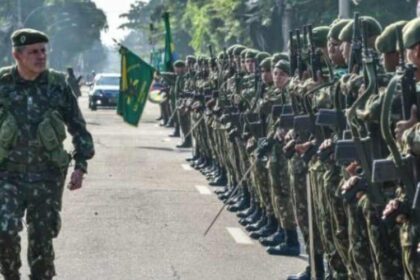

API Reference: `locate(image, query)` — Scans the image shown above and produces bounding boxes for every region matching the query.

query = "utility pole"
[338,0,350,19]
[17,0,23,27]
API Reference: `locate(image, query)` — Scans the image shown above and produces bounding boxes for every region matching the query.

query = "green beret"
[227,44,240,56]
[186,55,196,63]
[312,26,330,48]
[245,49,259,59]
[173,60,186,68]
[260,57,272,70]
[328,19,352,40]
[274,60,290,75]
[240,48,248,59]
[233,45,246,56]
[403,18,420,49]
[271,52,290,66]
[256,52,270,63]
[376,21,407,53]
[11,28,49,47]
[339,16,383,43]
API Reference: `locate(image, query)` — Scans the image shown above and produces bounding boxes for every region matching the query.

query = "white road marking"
[226,227,254,245]
[181,164,193,171]
[195,185,212,195]
[163,138,171,142]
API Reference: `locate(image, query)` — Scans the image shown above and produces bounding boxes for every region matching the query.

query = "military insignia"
[20,35,26,44]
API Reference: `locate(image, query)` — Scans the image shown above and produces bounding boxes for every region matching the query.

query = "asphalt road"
[18,89,307,280]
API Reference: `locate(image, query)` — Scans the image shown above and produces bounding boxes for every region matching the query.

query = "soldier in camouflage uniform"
[0,29,94,280]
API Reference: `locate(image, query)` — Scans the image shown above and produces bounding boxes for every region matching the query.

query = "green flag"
[118,46,155,126]
[162,12,174,72]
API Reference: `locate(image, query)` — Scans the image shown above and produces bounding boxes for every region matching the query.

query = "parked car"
[88,73,120,110]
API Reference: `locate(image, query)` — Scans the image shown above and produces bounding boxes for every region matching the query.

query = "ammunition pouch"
[37,111,71,171]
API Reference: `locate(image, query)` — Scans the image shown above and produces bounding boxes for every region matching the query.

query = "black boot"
[287,266,311,280]
[249,214,278,239]
[245,210,267,231]
[237,197,256,218]
[314,253,325,280]
[227,189,250,212]
[209,173,227,186]
[239,206,262,226]
[190,157,203,168]
[176,137,192,148]
[3,273,20,280]
[259,227,285,246]
[266,228,300,256]
[186,155,198,162]
[169,126,180,137]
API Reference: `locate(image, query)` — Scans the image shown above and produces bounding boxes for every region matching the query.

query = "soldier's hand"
[319,138,332,150]
[345,161,360,176]
[395,105,417,142]
[67,169,85,191]
[382,199,400,220]
[295,141,312,155]
[341,176,359,192]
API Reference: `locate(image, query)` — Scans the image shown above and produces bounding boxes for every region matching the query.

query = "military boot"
[190,157,204,168]
[266,228,300,256]
[259,226,285,246]
[209,169,227,186]
[3,273,20,280]
[286,266,311,280]
[239,206,262,226]
[245,210,267,231]
[176,136,192,148]
[227,188,250,212]
[237,197,256,218]
[185,155,198,162]
[249,214,278,239]
[214,185,228,195]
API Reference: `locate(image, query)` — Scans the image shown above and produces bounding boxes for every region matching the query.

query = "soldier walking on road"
[0,28,95,280]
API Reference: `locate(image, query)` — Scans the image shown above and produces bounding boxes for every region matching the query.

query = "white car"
[88,73,121,110]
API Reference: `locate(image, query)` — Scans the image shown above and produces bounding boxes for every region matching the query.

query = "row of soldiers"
[156,14,420,280]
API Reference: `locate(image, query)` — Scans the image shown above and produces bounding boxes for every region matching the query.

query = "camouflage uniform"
[0,66,94,280]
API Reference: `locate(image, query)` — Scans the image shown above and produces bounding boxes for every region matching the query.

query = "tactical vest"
[0,67,70,172]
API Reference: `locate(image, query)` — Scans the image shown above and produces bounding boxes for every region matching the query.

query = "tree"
[0,0,108,69]
[119,0,417,58]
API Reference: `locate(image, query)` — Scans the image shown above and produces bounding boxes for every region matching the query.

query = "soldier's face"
[261,68,272,84]
[245,59,256,73]
[174,66,186,75]
[340,41,351,64]
[406,45,420,67]
[13,43,47,75]
[273,68,289,89]
[328,38,345,66]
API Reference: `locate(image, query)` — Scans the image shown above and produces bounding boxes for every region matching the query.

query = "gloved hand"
[67,169,85,191]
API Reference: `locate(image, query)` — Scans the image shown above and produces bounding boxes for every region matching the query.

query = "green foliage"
[120,0,417,57]
[0,0,108,69]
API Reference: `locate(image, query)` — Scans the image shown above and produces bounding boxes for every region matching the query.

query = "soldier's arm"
[62,84,95,172]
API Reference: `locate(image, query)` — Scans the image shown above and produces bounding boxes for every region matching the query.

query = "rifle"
[396,28,419,121]
[296,29,306,80]
[348,12,363,74]
[307,25,323,82]
[289,30,298,77]
[345,19,386,205]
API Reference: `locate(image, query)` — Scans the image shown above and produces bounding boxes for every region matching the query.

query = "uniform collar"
[13,66,48,85]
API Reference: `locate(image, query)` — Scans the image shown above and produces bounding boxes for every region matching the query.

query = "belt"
[4,162,51,173]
